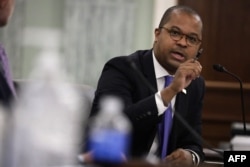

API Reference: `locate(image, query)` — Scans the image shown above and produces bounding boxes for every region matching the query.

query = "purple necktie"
[159,75,173,159]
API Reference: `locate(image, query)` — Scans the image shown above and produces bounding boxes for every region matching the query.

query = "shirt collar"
[152,51,170,79]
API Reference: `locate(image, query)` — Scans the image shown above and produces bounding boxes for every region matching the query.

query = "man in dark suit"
[81,5,204,166]
[0,0,16,107]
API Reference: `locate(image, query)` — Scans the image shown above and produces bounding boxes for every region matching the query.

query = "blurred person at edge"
[0,0,17,108]
[80,5,204,167]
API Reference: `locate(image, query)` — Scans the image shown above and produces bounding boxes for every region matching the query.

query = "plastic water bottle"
[10,51,85,167]
[87,95,131,165]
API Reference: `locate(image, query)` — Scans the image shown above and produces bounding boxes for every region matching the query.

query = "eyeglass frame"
[159,27,202,46]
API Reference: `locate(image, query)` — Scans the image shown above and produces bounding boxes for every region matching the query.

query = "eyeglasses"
[159,27,202,46]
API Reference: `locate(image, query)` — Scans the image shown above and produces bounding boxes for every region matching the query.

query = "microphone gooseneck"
[213,64,247,135]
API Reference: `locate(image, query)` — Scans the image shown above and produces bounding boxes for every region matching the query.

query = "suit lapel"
[175,91,188,116]
[168,91,188,153]
[140,50,157,94]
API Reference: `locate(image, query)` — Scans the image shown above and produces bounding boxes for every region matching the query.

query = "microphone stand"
[221,69,246,135]
[213,64,247,135]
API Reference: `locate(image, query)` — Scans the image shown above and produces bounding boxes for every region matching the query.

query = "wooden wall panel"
[178,0,250,82]
[178,0,250,148]
[203,81,250,147]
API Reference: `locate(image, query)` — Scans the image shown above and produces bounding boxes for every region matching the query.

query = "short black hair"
[158,5,202,28]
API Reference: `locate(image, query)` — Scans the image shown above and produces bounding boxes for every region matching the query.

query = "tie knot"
[164,75,173,87]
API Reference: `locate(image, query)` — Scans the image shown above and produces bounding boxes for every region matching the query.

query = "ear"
[154,28,161,42]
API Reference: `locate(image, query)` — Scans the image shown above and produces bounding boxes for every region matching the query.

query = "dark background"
[178,0,250,148]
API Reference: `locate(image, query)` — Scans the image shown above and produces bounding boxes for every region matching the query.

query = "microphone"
[213,64,247,135]
[126,58,224,158]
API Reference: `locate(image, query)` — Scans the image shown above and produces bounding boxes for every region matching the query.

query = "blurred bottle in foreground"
[87,95,131,166]
[8,50,86,167]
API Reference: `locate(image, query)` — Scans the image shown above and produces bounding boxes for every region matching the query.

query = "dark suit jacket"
[90,49,205,161]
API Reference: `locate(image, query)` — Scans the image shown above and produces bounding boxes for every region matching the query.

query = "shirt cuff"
[185,149,200,166]
[155,91,168,116]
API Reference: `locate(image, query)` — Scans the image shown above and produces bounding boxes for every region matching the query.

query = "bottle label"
[89,129,130,163]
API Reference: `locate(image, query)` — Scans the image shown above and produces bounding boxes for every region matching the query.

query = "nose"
[176,35,188,47]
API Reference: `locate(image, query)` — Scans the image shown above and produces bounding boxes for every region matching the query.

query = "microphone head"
[213,64,227,72]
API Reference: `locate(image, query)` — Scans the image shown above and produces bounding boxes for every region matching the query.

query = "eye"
[170,30,181,37]
[187,36,198,44]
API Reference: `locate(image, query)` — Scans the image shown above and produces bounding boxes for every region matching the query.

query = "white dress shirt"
[153,51,176,116]
[149,51,199,166]
[149,51,176,155]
